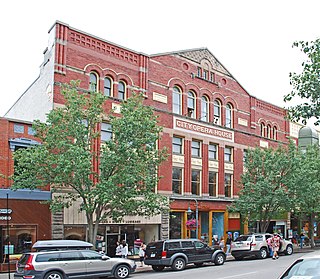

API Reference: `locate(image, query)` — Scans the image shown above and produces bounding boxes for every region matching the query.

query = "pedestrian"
[300,232,305,249]
[226,234,232,256]
[212,235,219,246]
[115,241,122,258]
[219,236,225,251]
[267,237,273,257]
[270,233,280,260]
[121,240,128,258]
[139,242,146,267]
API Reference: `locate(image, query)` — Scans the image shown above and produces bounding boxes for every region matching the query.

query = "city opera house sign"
[174,117,234,142]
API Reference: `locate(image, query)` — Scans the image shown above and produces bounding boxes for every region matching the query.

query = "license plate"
[151,253,155,257]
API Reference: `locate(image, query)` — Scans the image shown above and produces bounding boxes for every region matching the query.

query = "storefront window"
[64,225,86,241]
[1,225,36,260]
[212,212,224,243]
[170,212,182,239]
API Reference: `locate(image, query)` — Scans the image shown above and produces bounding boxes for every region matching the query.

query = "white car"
[278,250,320,278]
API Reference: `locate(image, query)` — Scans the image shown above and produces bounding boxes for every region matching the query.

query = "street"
[132,252,305,279]
[0,251,312,279]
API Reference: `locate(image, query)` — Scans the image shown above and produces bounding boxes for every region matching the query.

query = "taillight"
[24,254,35,271]
[161,251,167,258]
[250,243,256,247]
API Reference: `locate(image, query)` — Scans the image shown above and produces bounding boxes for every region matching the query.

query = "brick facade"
[3,21,294,245]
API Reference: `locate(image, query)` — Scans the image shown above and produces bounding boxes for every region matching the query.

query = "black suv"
[144,238,225,271]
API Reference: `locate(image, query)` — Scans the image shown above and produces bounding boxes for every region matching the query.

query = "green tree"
[290,145,320,247]
[13,81,168,245]
[284,38,320,125]
[229,143,297,233]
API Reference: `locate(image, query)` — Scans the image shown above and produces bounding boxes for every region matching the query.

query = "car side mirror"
[102,255,109,260]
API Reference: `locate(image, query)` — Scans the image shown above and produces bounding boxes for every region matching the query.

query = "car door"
[58,251,86,277]
[81,250,112,276]
[194,241,212,261]
[180,241,195,262]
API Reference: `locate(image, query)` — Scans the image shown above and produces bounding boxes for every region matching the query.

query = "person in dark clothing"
[226,234,232,255]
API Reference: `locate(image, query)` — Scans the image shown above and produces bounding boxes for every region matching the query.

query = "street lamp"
[187,199,198,239]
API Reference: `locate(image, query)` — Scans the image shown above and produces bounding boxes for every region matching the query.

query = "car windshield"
[235,235,252,242]
[281,258,320,278]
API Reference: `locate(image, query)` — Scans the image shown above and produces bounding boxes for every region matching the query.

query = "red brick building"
[3,21,299,254]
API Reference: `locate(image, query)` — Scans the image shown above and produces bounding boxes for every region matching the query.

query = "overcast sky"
[1,0,319,117]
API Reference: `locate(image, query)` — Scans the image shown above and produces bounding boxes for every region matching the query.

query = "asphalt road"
[132,252,306,279]
[1,250,314,279]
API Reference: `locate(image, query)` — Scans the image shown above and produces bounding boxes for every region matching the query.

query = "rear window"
[147,241,164,249]
[165,242,181,250]
[235,235,252,242]
[18,254,31,265]
[36,253,60,262]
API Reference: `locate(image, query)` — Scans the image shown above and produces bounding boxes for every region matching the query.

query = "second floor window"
[260,123,266,137]
[118,81,126,100]
[89,72,98,92]
[172,137,183,154]
[209,171,217,197]
[224,147,233,162]
[101,123,112,142]
[173,86,182,114]
[191,140,201,157]
[191,169,201,195]
[273,126,278,140]
[209,143,218,160]
[224,173,232,197]
[172,167,183,194]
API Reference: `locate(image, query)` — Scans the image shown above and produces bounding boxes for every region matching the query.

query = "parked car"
[14,240,136,279]
[144,238,225,271]
[231,233,293,260]
[278,250,320,278]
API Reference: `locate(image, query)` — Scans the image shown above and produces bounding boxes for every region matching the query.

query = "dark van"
[144,238,225,271]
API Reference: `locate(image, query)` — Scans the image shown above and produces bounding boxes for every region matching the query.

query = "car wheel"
[194,262,203,267]
[114,264,130,279]
[44,271,63,279]
[152,265,165,271]
[285,245,293,255]
[214,253,225,265]
[172,257,186,271]
[258,248,268,259]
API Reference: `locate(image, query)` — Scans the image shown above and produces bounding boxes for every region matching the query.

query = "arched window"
[201,96,209,121]
[260,123,266,137]
[172,86,182,115]
[213,100,221,125]
[118,81,126,100]
[273,126,278,140]
[187,91,196,118]
[226,103,233,128]
[267,125,272,138]
[89,72,98,92]
[104,77,113,97]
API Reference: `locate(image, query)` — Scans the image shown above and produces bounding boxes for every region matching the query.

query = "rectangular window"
[28,127,35,136]
[101,123,112,142]
[203,70,208,80]
[172,167,183,194]
[224,173,232,197]
[191,140,201,157]
[172,137,183,154]
[209,171,217,197]
[191,169,201,195]
[210,72,215,82]
[224,147,233,162]
[14,124,24,134]
[208,143,218,160]
[197,67,201,77]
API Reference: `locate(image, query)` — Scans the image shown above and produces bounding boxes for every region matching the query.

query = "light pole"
[187,198,198,239]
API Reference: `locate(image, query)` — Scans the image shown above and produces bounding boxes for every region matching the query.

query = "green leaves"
[284,38,320,125]
[230,142,297,232]
[12,81,168,244]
